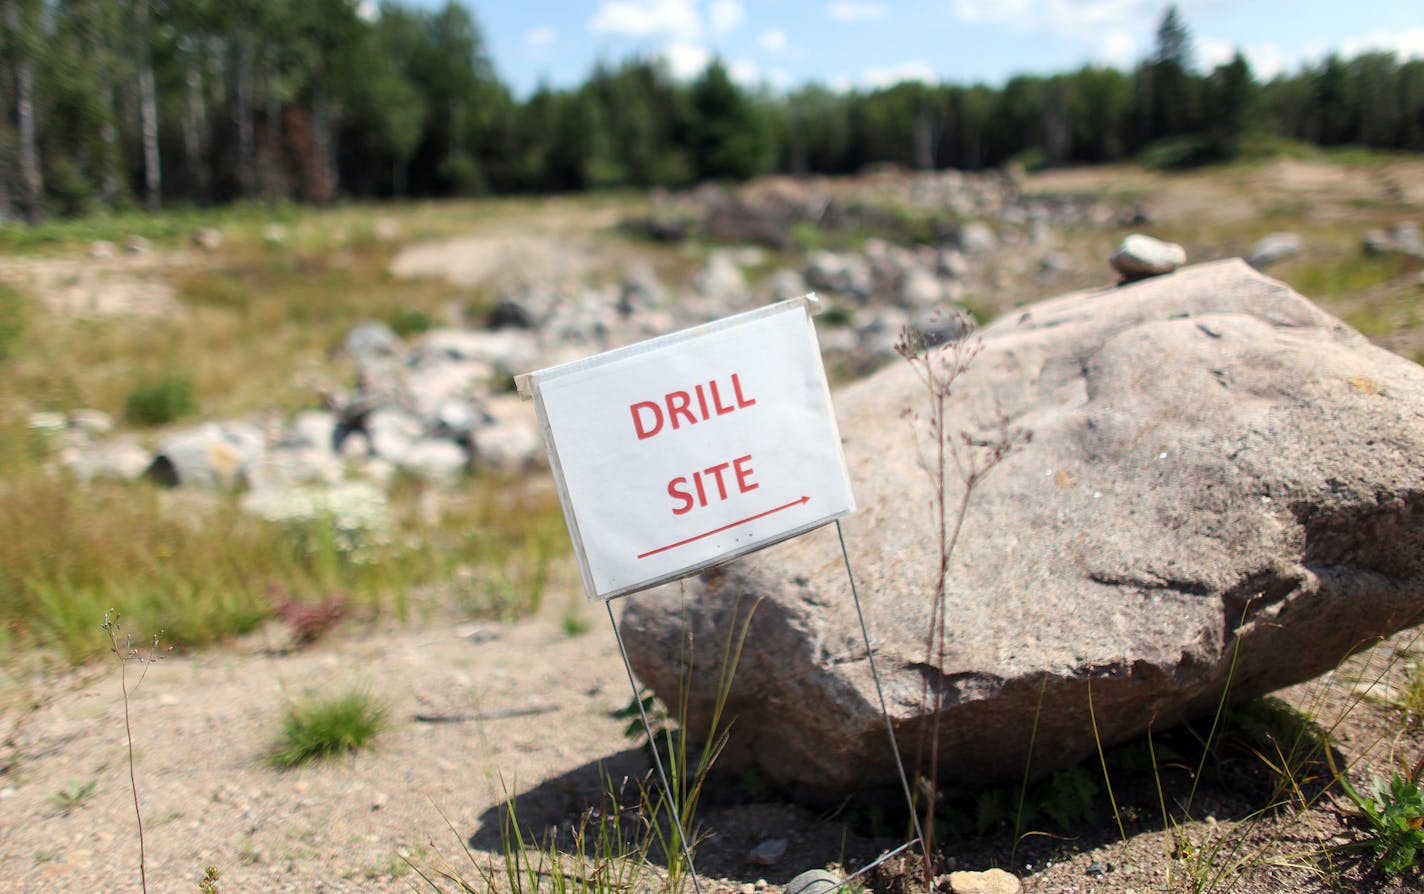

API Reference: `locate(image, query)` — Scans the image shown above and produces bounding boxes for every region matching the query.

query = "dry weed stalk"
[895,312,1030,888]
[101,611,166,894]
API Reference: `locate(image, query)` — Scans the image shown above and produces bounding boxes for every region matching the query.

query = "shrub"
[271,691,387,767]
[124,373,198,426]
[389,308,436,337]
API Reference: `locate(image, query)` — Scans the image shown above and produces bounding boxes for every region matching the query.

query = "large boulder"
[619,259,1424,803]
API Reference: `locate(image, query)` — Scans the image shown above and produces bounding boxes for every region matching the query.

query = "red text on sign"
[668,454,758,515]
[631,373,755,441]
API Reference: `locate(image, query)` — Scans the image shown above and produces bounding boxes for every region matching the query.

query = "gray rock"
[856,306,911,363]
[89,240,116,259]
[1110,233,1186,280]
[746,838,787,866]
[805,252,872,301]
[1246,232,1304,270]
[785,870,841,894]
[698,251,749,306]
[431,398,489,440]
[246,446,345,491]
[472,395,545,473]
[1362,224,1423,259]
[343,321,404,363]
[405,361,489,421]
[957,221,998,255]
[764,268,809,303]
[64,438,152,482]
[411,329,539,373]
[911,306,973,348]
[619,266,666,316]
[147,421,265,488]
[620,259,1424,801]
[898,267,948,310]
[364,408,424,461]
[68,408,115,438]
[124,235,151,255]
[280,410,339,452]
[397,438,469,482]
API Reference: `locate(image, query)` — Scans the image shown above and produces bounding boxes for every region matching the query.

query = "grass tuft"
[271,691,387,768]
[123,372,199,426]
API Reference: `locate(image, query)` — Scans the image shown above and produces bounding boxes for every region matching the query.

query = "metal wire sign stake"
[517,295,923,892]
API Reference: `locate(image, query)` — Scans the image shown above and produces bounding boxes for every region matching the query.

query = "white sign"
[518,295,856,601]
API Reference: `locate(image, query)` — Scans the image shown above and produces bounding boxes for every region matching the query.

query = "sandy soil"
[3,597,1421,894]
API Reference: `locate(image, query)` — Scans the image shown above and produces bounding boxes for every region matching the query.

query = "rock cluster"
[630,168,1122,250]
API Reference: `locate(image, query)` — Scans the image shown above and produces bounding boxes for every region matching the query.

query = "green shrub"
[389,308,436,337]
[124,373,198,426]
[271,691,387,767]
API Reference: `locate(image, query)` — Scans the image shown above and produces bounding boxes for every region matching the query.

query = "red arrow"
[636,496,811,560]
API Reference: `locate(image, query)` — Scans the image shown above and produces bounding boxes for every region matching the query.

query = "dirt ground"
[2,595,1422,894]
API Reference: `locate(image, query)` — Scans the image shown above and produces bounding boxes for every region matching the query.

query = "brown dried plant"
[100,611,167,894]
[895,310,1031,889]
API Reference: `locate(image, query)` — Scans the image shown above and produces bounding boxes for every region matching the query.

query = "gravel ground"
[4,606,1421,894]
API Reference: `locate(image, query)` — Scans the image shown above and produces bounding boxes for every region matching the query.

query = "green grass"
[0,447,568,662]
[0,197,580,668]
[271,690,387,767]
[0,280,24,361]
[50,778,99,813]
[123,371,199,426]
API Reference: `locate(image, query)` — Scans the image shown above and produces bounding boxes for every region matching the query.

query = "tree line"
[2,1,1422,222]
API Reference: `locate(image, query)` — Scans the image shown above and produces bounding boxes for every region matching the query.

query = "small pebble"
[747,838,787,866]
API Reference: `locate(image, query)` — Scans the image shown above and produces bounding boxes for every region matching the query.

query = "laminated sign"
[518,295,856,601]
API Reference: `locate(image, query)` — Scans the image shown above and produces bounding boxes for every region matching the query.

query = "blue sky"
[411,1,1424,96]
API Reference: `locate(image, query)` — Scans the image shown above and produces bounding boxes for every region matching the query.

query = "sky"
[416,0,1424,96]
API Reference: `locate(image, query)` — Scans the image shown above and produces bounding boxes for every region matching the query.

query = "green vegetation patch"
[0,281,24,362]
[271,691,387,767]
[123,371,199,426]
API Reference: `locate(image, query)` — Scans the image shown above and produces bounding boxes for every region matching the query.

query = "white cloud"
[828,2,888,24]
[729,58,759,85]
[590,0,701,41]
[1241,43,1285,80]
[1099,30,1138,68]
[710,0,744,36]
[1340,26,1424,62]
[955,0,1154,41]
[356,0,378,23]
[758,28,788,53]
[863,61,937,88]
[663,41,712,79]
[1197,35,1235,71]
[525,27,556,49]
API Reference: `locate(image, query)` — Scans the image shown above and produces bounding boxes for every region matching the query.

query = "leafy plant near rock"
[1335,752,1424,876]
